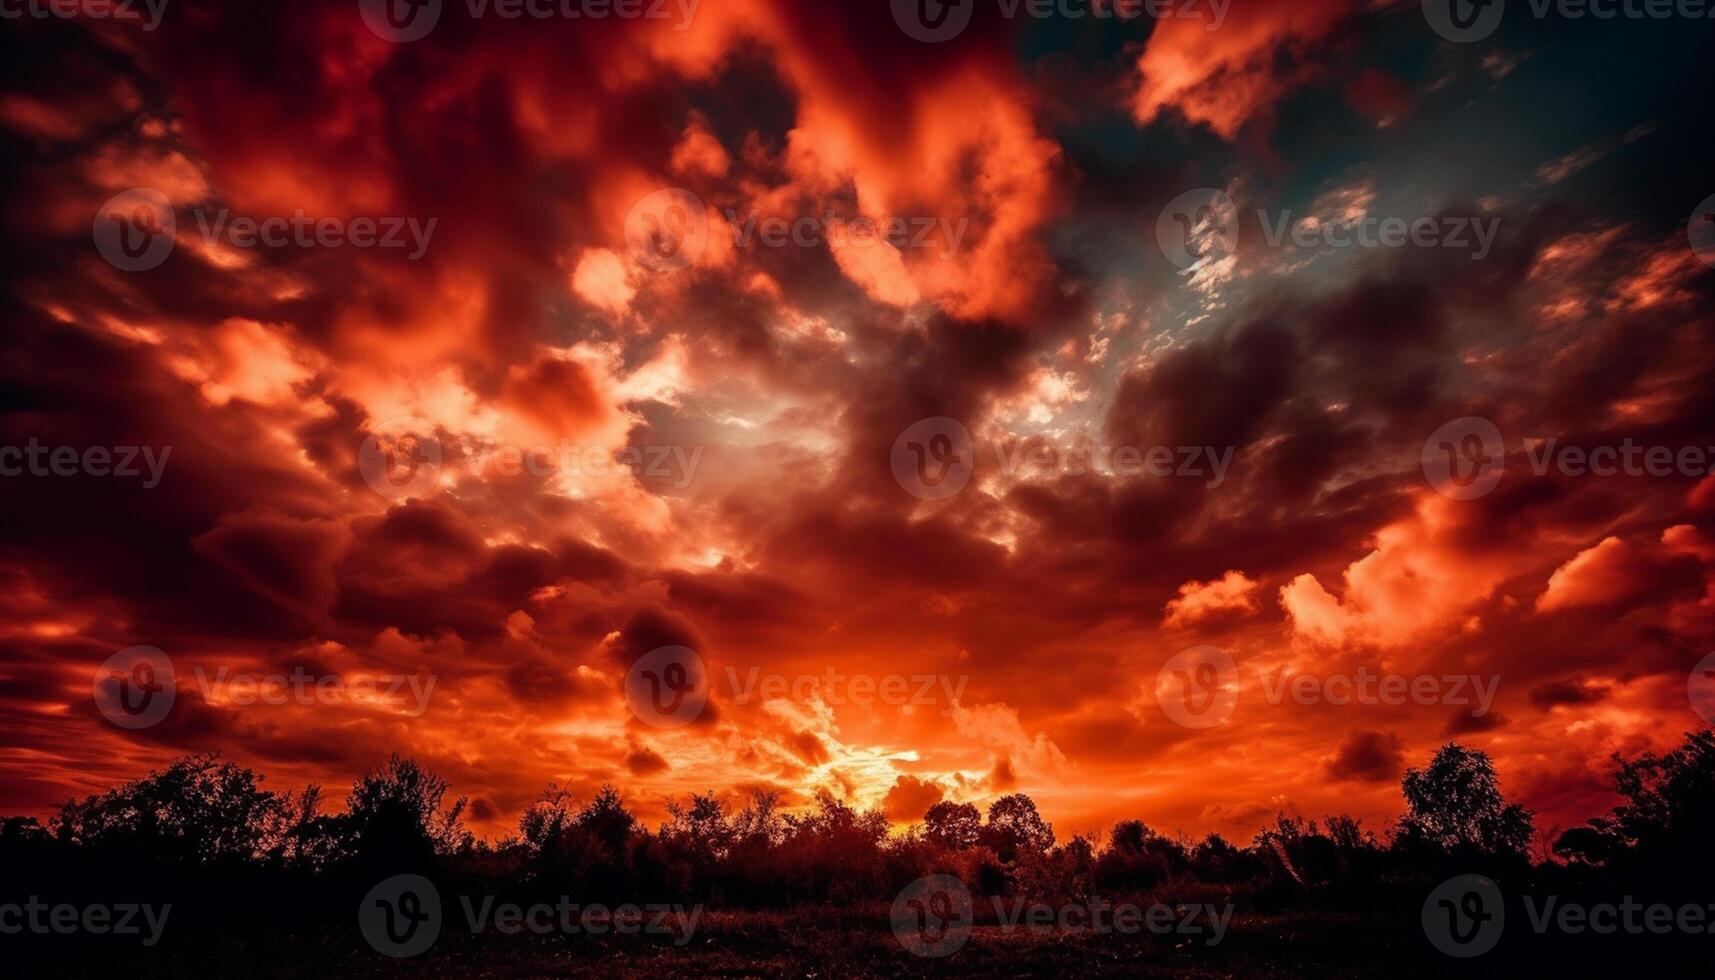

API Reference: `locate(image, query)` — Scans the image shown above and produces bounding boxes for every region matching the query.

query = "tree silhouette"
[922,800,981,849]
[731,788,785,847]
[1555,729,1715,870]
[981,793,1055,863]
[55,753,291,864]
[519,784,578,852]
[1397,742,1533,856]
[1189,832,1261,882]
[1607,729,1715,851]
[346,754,470,868]
[12,735,1711,976]
[579,785,637,853]
[663,792,734,856]
[1095,820,1185,889]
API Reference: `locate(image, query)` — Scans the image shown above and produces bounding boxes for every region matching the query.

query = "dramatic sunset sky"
[3,0,1714,845]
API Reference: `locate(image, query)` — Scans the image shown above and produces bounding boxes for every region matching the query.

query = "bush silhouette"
[6,730,1712,971]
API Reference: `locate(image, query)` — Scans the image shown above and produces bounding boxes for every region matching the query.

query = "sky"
[3,0,1715,845]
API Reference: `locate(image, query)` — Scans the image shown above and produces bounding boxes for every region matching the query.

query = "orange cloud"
[1164,570,1261,628]
[1133,0,1358,138]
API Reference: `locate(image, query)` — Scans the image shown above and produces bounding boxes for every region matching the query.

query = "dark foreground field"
[10,911,1401,979]
[19,902,1694,979]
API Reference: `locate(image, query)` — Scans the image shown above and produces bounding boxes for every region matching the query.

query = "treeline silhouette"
[5,731,1712,971]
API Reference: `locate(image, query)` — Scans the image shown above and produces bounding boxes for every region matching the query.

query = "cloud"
[1132,0,1358,138]
[571,249,637,315]
[1529,678,1611,712]
[626,741,670,776]
[1280,495,1523,649]
[1164,570,1261,628]
[1325,731,1403,783]
[882,774,945,822]
[1444,710,1509,737]
[2,0,1713,846]
[193,512,352,622]
[1535,537,1659,614]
